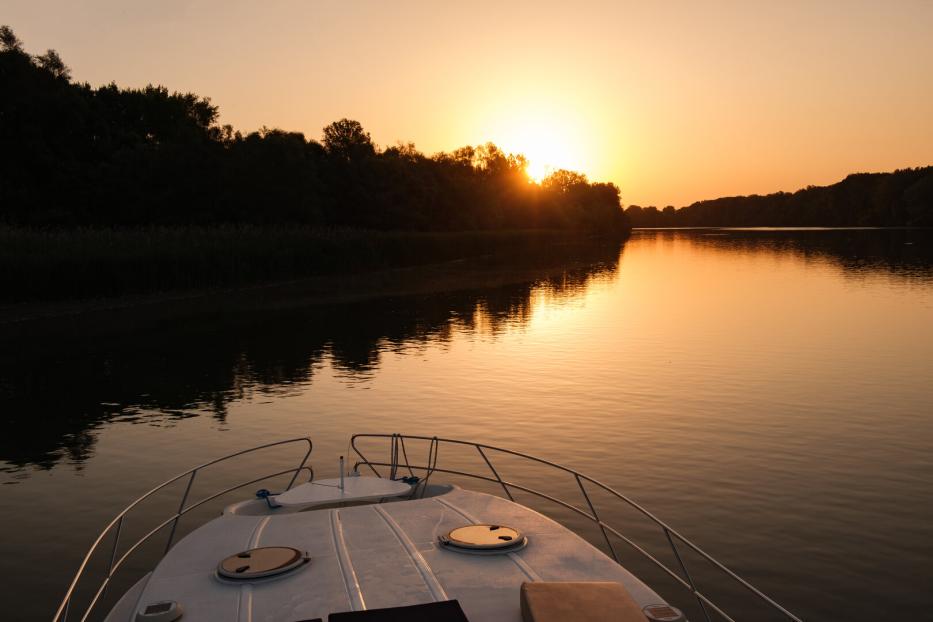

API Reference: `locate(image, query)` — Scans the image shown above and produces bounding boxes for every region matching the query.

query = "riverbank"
[0,227,625,331]
[0,225,624,301]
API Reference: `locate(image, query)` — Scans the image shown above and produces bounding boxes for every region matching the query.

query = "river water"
[2,229,931,621]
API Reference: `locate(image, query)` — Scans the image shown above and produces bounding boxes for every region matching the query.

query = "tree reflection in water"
[2,228,931,473]
[0,238,623,471]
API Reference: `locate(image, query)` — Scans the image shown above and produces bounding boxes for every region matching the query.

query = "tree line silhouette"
[0,27,627,233]
[625,167,933,227]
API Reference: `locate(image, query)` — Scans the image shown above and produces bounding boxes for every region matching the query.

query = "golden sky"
[6,0,933,206]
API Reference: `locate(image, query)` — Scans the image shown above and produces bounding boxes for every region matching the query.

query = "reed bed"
[0,226,586,303]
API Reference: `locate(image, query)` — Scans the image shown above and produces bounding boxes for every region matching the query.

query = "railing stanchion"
[286,440,314,490]
[664,527,712,622]
[476,445,513,501]
[164,470,196,555]
[350,434,382,477]
[107,516,124,577]
[575,474,619,563]
[99,515,125,602]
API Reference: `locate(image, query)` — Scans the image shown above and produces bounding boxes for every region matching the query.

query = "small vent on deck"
[643,603,685,621]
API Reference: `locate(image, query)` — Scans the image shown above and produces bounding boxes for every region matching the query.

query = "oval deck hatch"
[217,546,307,580]
[441,524,527,553]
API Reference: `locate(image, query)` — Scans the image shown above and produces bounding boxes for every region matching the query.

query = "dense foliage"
[0,28,627,233]
[625,167,933,227]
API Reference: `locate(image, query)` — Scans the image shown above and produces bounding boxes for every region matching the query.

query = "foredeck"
[109,487,665,622]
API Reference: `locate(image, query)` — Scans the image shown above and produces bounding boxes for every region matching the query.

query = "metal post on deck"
[664,527,712,622]
[575,474,620,563]
[165,470,197,555]
[107,515,125,578]
[477,445,514,501]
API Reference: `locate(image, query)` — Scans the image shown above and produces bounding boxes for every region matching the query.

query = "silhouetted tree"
[0,25,23,52]
[35,49,69,79]
[322,118,375,160]
[542,169,588,193]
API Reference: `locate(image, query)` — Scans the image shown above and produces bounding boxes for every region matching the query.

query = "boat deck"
[109,486,666,621]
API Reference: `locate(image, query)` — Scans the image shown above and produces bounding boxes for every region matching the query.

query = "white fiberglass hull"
[106,485,665,622]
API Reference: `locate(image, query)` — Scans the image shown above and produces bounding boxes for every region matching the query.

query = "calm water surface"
[2,229,932,621]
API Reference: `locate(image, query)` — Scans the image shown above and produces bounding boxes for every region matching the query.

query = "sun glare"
[483,109,588,184]
[525,159,551,183]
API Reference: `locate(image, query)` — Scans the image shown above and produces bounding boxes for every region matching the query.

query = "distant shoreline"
[625,167,933,228]
[631,226,933,231]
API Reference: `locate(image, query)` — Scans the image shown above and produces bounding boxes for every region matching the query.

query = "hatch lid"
[217,546,308,580]
[441,524,526,552]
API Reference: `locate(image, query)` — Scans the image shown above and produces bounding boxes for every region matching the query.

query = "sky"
[5,0,933,206]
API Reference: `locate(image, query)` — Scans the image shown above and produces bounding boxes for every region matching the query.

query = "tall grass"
[0,226,601,303]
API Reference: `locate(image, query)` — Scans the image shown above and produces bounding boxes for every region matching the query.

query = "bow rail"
[350,433,802,622]
[53,436,314,622]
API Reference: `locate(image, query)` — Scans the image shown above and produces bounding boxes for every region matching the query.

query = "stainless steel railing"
[53,436,314,622]
[351,433,802,622]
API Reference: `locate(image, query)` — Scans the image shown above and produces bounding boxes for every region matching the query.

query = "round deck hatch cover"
[442,524,525,551]
[217,546,307,580]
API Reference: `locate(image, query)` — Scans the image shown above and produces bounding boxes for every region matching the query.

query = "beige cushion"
[520,582,646,622]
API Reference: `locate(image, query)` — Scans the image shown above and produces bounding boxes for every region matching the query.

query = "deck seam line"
[237,584,253,622]
[331,509,366,611]
[373,504,448,602]
[248,516,272,549]
[435,496,542,582]
[240,515,268,622]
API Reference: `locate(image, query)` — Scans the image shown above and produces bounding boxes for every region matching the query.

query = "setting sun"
[511,123,581,182]
[525,159,550,184]
[481,108,590,183]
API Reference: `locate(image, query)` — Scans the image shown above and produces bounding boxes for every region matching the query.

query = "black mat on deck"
[328,600,470,621]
